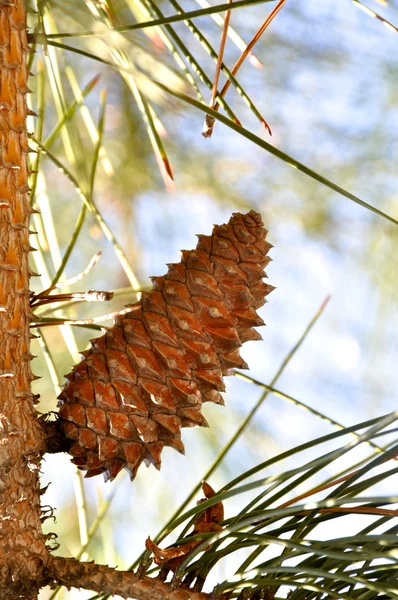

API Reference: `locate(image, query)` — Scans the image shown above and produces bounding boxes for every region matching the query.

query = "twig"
[45,556,210,600]
[57,251,102,287]
[30,304,140,328]
[32,252,103,300]
[202,0,233,138]
[31,290,113,308]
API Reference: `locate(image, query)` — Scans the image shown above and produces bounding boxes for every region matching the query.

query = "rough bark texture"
[46,556,210,600]
[0,1,49,598]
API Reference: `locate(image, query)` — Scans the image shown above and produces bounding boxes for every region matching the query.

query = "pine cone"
[58,211,274,481]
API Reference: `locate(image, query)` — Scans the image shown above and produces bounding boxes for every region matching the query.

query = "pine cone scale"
[58,211,273,480]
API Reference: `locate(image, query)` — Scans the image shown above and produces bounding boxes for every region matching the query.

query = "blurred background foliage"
[25,0,398,598]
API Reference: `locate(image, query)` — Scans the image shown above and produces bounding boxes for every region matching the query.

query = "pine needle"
[202,0,233,138]
[352,0,398,32]
[213,0,287,133]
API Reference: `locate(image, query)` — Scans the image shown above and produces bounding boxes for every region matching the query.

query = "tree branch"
[46,556,211,600]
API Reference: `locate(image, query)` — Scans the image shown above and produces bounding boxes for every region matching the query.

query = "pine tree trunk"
[0,1,49,597]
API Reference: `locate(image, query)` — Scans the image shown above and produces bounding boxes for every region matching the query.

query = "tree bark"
[0,0,50,598]
[45,556,210,600]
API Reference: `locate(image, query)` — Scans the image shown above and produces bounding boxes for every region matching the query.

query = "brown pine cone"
[58,211,274,481]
